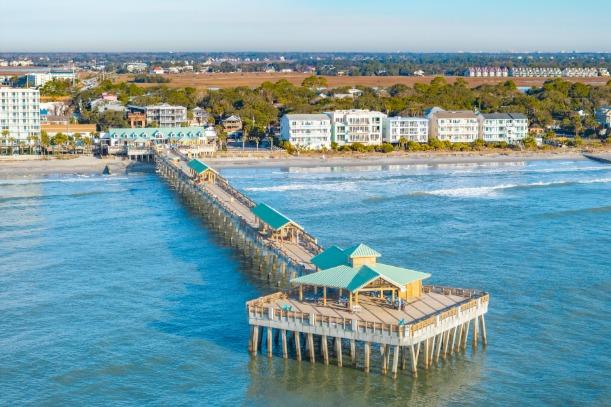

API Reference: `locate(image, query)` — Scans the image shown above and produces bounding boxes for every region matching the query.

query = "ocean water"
[1,160,610,406]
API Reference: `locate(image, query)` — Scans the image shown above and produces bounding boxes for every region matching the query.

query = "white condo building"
[280,114,331,149]
[128,103,187,127]
[0,87,41,141]
[326,109,387,146]
[479,113,529,143]
[383,117,428,143]
[427,108,479,143]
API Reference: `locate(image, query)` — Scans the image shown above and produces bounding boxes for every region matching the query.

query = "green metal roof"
[188,159,216,174]
[251,203,301,231]
[311,245,348,270]
[291,262,430,293]
[310,243,381,270]
[343,243,381,258]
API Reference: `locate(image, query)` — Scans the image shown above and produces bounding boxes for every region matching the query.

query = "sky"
[1,0,610,52]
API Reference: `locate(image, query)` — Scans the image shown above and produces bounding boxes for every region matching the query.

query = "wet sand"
[0,156,141,178]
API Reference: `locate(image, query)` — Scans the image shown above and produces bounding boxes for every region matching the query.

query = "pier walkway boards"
[153,148,489,378]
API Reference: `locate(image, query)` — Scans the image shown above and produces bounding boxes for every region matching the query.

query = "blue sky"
[1,0,609,52]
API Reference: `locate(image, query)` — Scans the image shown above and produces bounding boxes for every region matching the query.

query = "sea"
[1,159,610,406]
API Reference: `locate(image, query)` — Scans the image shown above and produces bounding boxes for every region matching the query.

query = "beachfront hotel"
[280,113,332,149]
[383,116,429,143]
[478,113,529,143]
[0,87,41,141]
[426,107,479,143]
[326,109,387,146]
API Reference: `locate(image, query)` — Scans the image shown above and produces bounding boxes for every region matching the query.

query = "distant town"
[1,52,610,158]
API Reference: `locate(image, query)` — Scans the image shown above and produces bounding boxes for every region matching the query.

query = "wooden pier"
[153,148,490,377]
[583,153,611,164]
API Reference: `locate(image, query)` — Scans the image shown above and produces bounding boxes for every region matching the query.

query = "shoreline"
[207,150,592,169]
[0,156,151,178]
[0,150,605,177]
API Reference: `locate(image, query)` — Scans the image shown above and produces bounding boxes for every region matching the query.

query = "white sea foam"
[415,178,611,198]
[245,182,357,192]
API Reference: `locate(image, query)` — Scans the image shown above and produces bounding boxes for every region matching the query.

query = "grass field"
[108,72,610,90]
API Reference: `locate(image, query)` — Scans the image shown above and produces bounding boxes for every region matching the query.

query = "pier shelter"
[188,159,218,184]
[251,203,303,242]
[293,244,430,308]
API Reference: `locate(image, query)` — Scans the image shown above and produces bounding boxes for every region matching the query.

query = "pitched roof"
[251,203,301,231]
[291,262,430,293]
[343,243,381,258]
[188,159,216,174]
[311,245,348,270]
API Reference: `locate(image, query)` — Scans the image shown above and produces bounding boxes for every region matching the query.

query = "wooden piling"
[281,329,288,359]
[335,337,343,367]
[294,332,302,361]
[364,342,371,373]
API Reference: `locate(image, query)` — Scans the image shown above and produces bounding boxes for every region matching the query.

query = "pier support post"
[381,344,388,375]
[321,335,329,365]
[335,338,343,367]
[392,345,400,379]
[455,324,463,352]
[350,339,356,366]
[294,331,302,361]
[480,315,488,346]
[251,326,259,355]
[423,338,430,369]
[281,330,288,359]
[435,333,443,365]
[409,344,418,376]
[364,342,371,373]
[462,320,471,350]
[267,327,273,358]
[472,317,479,348]
[307,333,315,363]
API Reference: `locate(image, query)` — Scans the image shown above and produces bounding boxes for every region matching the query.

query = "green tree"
[301,76,328,88]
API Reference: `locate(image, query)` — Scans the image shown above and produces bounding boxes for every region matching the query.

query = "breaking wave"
[411,178,611,198]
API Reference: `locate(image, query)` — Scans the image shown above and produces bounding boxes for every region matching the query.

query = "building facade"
[479,113,529,143]
[326,109,386,146]
[128,104,187,127]
[595,107,611,128]
[222,115,243,137]
[280,114,331,149]
[382,116,428,143]
[0,87,41,141]
[427,108,479,143]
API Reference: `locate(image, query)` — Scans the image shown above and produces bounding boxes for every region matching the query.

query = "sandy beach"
[207,150,592,169]
[0,156,146,178]
[0,150,606,177]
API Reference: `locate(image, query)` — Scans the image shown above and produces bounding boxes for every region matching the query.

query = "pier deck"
[154,147,489,377]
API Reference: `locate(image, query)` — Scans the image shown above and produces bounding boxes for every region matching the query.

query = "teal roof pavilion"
[188,159,216,174]
[251,203,301,231]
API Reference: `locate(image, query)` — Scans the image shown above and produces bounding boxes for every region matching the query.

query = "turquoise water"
[1,160,610,406]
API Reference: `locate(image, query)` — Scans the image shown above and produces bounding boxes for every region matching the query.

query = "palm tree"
[398,137,408,151]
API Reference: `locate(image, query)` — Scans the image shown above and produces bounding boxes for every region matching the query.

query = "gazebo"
[187,159,218,184]
[251,203,303,242]
[292,243,430,309]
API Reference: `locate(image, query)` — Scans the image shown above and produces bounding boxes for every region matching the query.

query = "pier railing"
[247,288,489,339]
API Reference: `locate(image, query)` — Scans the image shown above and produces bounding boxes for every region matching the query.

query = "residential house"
[222,115,243,137]
[383,116,428,143]
[478,113,529,143]
[325,109,387,146]
[595,106,611,128]
[280,114,331,149]
[426,108,479,143]
[128,104,187,127]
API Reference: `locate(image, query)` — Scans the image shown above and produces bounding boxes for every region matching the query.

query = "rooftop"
[251,203,301,231]
[284,113,330,121]
[188,159,216,174]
